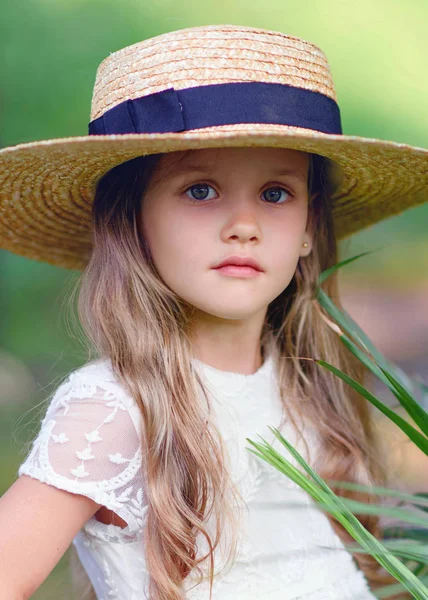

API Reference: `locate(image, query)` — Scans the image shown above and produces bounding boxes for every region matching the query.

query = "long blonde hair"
[67,150,408,600]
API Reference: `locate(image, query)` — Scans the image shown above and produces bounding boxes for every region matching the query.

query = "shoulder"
[64,356,123,396]
[47,357,142,434]
[70,356,117,381]
[18,357,148,534]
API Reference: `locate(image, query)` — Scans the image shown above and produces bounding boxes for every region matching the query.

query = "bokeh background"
[1,1,427,597]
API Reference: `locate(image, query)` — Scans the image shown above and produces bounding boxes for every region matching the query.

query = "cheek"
[270,210,307,259]
[142,206,205,273]
[140,202,170,266]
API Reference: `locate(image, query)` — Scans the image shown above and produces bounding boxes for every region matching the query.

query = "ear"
[299,191,318,257]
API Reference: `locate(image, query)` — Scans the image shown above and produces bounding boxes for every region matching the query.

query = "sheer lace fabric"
[18,361,146,540]
[18,355,377,599]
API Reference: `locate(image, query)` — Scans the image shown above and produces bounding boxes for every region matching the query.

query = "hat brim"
[0,124,427,270]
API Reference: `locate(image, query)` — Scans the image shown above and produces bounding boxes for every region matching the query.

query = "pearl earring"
[302,241,309,248]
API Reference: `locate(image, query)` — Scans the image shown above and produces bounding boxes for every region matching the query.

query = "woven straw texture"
[90,25,336,120]
[0,24,427,270]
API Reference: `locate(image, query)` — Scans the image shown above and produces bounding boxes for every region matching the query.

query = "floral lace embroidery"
[18,360,147,541]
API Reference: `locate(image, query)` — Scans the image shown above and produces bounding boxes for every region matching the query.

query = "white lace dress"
[18,353,377,599]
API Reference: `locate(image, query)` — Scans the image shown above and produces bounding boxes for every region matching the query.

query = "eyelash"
[184,183,294,204]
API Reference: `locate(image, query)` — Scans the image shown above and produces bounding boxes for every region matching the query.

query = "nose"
[219,195,262,244]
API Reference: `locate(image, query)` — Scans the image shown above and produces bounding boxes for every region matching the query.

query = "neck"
[189,311,266,375]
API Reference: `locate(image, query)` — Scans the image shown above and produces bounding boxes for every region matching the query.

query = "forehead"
[156,147,310,176]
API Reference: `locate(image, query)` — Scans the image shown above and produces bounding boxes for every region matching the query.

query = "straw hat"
[0,24,427,270]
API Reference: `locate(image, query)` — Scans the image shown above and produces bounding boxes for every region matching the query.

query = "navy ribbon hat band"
[88,81,342,136]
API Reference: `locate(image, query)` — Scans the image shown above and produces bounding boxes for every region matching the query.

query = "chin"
[197,303,266,321]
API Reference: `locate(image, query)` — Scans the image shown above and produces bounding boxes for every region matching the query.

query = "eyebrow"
[172,164,308,183]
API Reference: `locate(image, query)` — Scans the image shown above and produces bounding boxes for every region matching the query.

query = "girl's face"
[140,147,313,325]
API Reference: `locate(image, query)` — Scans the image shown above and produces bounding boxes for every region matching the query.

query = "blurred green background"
[1,0,427,597]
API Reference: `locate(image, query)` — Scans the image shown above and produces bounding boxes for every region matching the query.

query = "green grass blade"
[337,332,427,430]
[246,432,428,598]
[313,498,428,528]
[316,288,393,372]
[413,495,428,515]
[316,359,428,454]
[318,253,426,398]
[332,546,427,564]
[344,538,427,552]
[324,480,428,509]
[319,287,424,399]
[318,250,376,285]
[379,367,428,434]
[373,574,428,599]
[339,332,394,386]
[317,249,394,371]
[383,528,428,543]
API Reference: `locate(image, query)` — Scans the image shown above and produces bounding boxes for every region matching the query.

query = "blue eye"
[184,184,291,203]
[262,187,291,204]
[185,184,217,202]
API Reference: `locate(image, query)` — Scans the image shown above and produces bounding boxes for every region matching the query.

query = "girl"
[0,24,427,600]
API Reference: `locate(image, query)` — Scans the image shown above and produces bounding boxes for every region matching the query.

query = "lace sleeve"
[18,361,147,534]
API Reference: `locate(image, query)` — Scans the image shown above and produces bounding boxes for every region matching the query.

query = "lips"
[213,255,263,271]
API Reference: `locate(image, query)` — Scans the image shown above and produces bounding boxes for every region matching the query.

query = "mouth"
[212,255,264,272]
[212,264,263,278]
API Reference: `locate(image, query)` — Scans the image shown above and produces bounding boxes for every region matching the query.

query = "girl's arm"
[0,474,101,599]
[3,365,144,598]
